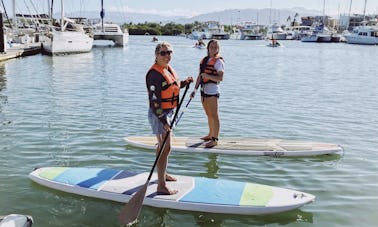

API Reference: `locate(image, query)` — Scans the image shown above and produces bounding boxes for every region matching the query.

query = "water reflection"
[200,153,220,179]
[193,209,313,226]
[0,62,6,88]
[0,63,8,117]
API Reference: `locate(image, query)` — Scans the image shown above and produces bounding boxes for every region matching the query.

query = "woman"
[192,39,225,148]
[146,42,193,195]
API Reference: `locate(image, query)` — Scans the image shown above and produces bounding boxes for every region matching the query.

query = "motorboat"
[93,23,129,46]
[191,21,229,40]
[300,24,331,43]
[240,23,263,40]
[285,26,312,40]
[267,23,287,40]
[344,26,378,45]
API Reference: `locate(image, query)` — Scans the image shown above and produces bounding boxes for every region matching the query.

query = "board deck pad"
[124,136,342,156]
[29,167,315,215]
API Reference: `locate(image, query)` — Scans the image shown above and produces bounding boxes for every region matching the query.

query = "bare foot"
[157,185,178,195]
[165,174,177,182]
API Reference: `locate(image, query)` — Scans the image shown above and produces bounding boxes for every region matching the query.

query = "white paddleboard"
[29,167,315,215]
[0,214,33,227]
[124,136,342,156]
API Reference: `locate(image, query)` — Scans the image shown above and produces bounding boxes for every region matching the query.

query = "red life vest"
[149,63,180,109]
[201,56,223,84]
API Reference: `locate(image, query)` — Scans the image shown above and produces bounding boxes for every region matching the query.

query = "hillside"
[64,7,322,25]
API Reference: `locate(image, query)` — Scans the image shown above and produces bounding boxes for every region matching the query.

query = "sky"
[3,0,378,17]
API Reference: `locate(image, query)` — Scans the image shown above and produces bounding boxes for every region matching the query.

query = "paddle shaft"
[174,72,204,128]
[174,88,196,127]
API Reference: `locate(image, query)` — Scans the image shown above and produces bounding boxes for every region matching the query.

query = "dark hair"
[207,39,219,56]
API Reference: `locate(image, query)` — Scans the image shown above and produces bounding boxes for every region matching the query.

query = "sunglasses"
[159,50,173,56]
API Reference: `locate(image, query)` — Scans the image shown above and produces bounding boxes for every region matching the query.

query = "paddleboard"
[267,43,281,47]
[0,214,33,227]
[29,167,315,215]
[124,136,342,156]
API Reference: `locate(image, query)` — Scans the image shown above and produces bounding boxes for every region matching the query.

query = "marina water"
[0,36,377,226]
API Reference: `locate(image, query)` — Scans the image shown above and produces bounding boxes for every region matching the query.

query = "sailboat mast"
[100,0,104,32]
[363,0,367,21]
[347,0,352,29]
[269,0,272,25]
[60,0,64,31]
[49,0,53,20]
[322,0,326,24]
[12,0,16,27]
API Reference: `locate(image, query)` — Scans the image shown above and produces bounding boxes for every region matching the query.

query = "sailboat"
[42,0,93,55]
[93,0,129,46]
[301,0,332,43]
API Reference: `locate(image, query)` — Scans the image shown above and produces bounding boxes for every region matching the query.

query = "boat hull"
[42,31,93,55]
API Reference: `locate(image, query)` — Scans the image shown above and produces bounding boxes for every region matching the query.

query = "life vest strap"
[161,95,179,104]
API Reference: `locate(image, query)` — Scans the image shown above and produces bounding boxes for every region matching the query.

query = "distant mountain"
[63,10,183,24]
[64,7,322,25]
[176,8,322,25]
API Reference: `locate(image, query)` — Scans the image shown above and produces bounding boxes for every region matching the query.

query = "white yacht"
[240,23,263,40]
[285,26,312,40]
[42,18,93,55]
[42,1,93,55]
[191,21,229,40]
[267,23,287,40]
[344,26,378,45]
[207,22,229,40]
[300,24,331,43]
[93,23,129,46]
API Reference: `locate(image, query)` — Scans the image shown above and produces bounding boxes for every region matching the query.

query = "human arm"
[146,71,170,127]
[190,72,203,98]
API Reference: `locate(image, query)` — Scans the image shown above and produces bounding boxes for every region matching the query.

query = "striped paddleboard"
[29,167,315,215]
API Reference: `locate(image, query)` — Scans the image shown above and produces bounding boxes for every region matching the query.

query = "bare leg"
[155,133,177,195]
[202,97,213,140]
[202,96,219,147]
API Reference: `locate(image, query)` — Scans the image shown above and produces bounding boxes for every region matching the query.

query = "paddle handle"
[147,83,191,180]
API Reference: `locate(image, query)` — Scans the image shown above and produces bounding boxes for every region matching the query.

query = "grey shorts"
[148,108,174,135]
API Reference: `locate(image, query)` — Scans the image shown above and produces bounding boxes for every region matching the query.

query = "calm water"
[0,36,377,227]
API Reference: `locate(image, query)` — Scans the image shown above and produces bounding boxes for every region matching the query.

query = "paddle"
[119,83,191,226]
[175,69,205,128]
[174,88,197,127]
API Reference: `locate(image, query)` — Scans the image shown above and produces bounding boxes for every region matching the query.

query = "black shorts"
[201,91,220,98]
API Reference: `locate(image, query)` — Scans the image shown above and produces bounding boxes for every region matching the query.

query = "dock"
[0,43,42,62]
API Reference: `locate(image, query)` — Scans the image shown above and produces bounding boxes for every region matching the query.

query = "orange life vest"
[201,56,223,84]
[149,63,180,109]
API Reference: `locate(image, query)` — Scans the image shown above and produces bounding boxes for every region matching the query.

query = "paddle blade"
[119,181,148,226]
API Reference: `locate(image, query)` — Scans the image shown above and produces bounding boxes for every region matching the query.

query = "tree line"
[123,21,233,36]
